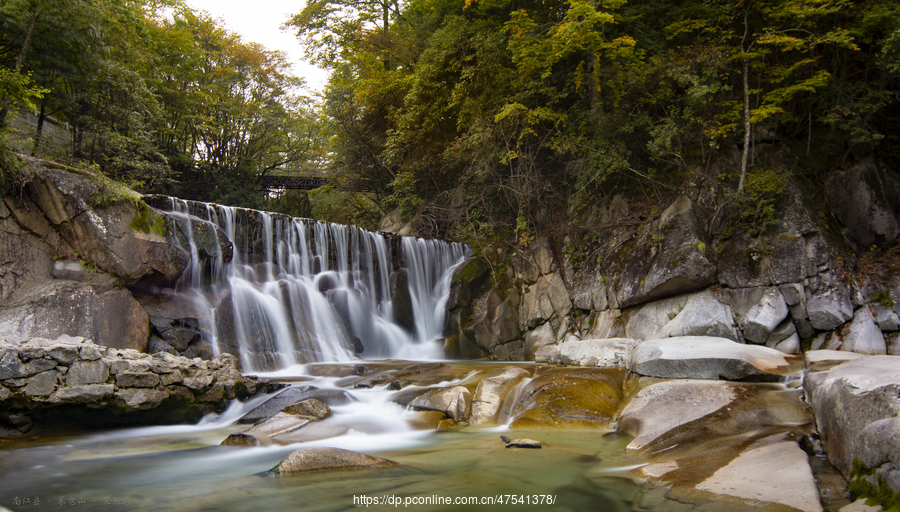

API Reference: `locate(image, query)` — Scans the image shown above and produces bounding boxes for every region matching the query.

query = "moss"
[128,201,167,236]
[850,458,900,512]
[872,289,895,308]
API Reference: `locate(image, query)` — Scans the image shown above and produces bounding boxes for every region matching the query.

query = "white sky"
[185,0,330,93]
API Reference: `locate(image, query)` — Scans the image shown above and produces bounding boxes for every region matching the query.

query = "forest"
[2,0,899,241]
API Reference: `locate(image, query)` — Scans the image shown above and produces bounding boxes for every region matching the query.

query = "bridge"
[258,170,373,192]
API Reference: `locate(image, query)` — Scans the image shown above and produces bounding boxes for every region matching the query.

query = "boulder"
[739,288,790,344]
[842,307,888,355]
[246,412,312,437]
[825,157,900,248]
[469,367,530,425]
[804,356,900,482]
[628,336,803,381]
[807,273,854,331]
[408,386,472,422]
[871,303,900,331]
[466,289,521,355]
[0,203,56,302]
[519,272,571,331]
[856,417,900,494]
[509,367,622,429]
[624,295,689,341]
[0,280,150,352]
[524,322,557,361]
[270,447,397,475]
[659,290,738,341]
[614,195,717,308]
[557,335,636,368]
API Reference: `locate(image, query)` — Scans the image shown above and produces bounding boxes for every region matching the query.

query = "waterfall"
[155,198,470,371]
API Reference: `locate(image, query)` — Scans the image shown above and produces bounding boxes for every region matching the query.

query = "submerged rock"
[628,336,803,381]
[270,447,397,475]
[504,438,542,448]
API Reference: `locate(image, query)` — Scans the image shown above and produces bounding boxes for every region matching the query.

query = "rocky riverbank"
[0,335,280,436]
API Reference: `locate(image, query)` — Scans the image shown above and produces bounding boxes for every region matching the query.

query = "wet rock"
[239,386,354,424]
[558,336,635,368]
[470,367,530,425]
[805,356,900,484]
[842,307,887,355]
[221,432,261,447]
[629,336,803,381]
[408,386,472,422]
[509,367,623,429]
[270,447,397,475]
[505,438,542,448]
[281,399,331,420]
[407,410,448,430]
[247,412,312,437]
[695,435,823,512]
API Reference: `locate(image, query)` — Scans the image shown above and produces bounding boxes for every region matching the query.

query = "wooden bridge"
[258,172,332,190]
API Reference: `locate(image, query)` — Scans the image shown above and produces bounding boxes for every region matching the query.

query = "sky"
[185,0,330,93]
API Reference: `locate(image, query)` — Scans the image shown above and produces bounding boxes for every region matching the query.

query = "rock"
[246,412,312,437]
[765,318,797,347]
[281,399,331,420]
[66,359,110,386]
[408,386,472,422]
[889,333,900,355]
[24,370,59,396]
[825,156,900,248]
[469,367,530,425]
[115,372,161,388]
[25,164,189,283]
[856,416,900,496]
[807,273,854,331]
[239,386,354,424]
[466,289,521,354]
[615,195,717,308]
[659,290,738,341]
[740,288,790,344]
[695,435,823,512]
[49,384,116,403]
[628,336,803,381]
[378,207,414,236]
[804,356,900,481]
[558,336,636,368]
[519,272,572,331]
[773,333,801,354]
[0,349,56,379]
[115,388,169,410]
[509,367,622,429]
[270,447,397,475]
[618,379,738,451]
[840,499,884,512]
[533,344,560,364]
[842,307,887,355]
[524,322,556,361]
[0,280,150,352]
[871,303,900,331]
[505,438,541,448]
[221,432,260,447]
[625,295,689,341]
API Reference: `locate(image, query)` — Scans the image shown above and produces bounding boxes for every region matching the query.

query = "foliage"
[724,166,789,239]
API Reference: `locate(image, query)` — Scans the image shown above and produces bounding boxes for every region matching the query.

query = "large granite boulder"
[408,386,472,422]
[0,280,150,351]
[842,306,887,355]
[825,157,900,248]
[628,336,803,381]
[612,195,717,309]
[23,162,189,284]
[804,356,900,497]
[806,272,854,331]
[625,291,737,342]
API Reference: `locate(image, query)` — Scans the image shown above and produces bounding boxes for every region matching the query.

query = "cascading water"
[156,197,470,371]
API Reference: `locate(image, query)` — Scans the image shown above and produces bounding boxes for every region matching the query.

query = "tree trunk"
[738,53,751,193]
[31,101,46,156]
[0,6,43,129]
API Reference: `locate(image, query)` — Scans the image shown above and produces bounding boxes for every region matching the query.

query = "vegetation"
[3,0,899,237]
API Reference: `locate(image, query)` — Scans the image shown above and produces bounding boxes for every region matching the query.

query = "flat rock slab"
[269,447,397,474]
[504,438,541,448]
[695,436,823,512]
[629,336,803,381]
[509,367,623,429]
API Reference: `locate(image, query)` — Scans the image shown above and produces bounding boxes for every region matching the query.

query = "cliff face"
[444,157,900,362]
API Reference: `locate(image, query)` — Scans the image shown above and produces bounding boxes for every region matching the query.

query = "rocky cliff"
[444,157,900,363]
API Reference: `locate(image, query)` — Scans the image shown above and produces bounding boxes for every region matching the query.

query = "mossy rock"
[509,367,624,429]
